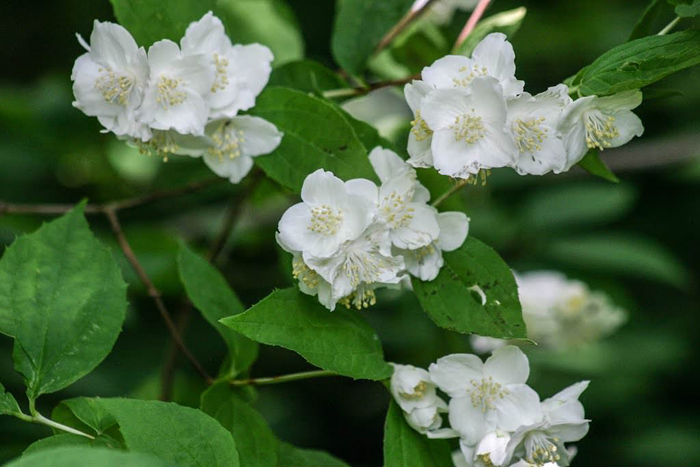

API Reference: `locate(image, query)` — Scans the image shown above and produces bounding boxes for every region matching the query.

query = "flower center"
[585,111,619,150]
[207,121,245,161]
[400,381,429,400]
[380,192,414,229]
[524,433,561,465]
[339,284,377,310]
[467,377,509,412]
[308,205,344,236]
[410,110,433,142]
[95,67,134,106]
[513,117,548,154]
[451,110,485,144]
[453,64,489,88]
[292,257,321,289]
[137,130,178,162]
[156,75,187,109]
[211,53,230,93]
[407,244,436,262]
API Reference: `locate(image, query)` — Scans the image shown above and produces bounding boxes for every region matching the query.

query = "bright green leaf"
[0,205,127,399]
[278,442,351,467]
[109,0,216,46]
[97,398,239,466]
[383,400,452,467]
[215,0,304,66]
[0,383,21,416]
[201,383,278,467]
[177,243,258,377]
[23,434,117,457]
[250,87,376,192]
[269,60,349,96]
[676,0,700,17]
[9,447,168,467]
[453,7,527,56]
[60,398,118,436]
[579,30,700,96]
[412,237,527,339]
[332,0,415,76]
[221,288,393,380]
[577,150,620,183]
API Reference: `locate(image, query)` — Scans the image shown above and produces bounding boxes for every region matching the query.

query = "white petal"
[420,88,474,130]
[140,86,210,135]
[300,169,347,206]
[407,133,434,168]
[483,345,530,384]
[422,55,473,89]
[345,178,379,208]
[471,33,524,97]
[90,20,139,70]
[597,89,643,112]
[608,110,644,148]
[277,203,314,253]
[493,384,543,432]
[399,244,444,281]
[429,354,483,397]
[369,146,410,183]
[170,51,216,98]
[391,203,440,250]
[203,153,254,184]
[448,397,489,445]
[229,115,282,157]
[72,54,121,117]
[437,211,469,251]
[181,11,231,54]
[404,80,433,113]
[147,39,182,73]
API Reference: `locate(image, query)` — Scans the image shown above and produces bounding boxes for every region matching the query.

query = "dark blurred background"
[1,0,699,465]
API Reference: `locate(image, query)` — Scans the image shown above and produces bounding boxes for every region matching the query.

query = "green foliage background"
[0,0,699,465]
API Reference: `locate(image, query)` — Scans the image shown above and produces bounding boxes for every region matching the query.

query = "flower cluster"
[391,346,590,466]
[276,147,469,311]
[405,33,644,178]
[471,271,627,353]
[71,12,282,184]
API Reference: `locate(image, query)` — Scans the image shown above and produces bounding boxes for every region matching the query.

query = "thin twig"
[229,370,337,387]
[104,207,213,384]
[454,0,493,49]
[323,75,420,99]
[658,16,681,35]
[374,0,440,55]
[431,178,470,208]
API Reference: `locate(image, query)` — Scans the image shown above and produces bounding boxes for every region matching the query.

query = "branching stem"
[229,370,337,387]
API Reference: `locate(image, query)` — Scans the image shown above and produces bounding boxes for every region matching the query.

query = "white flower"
[137,39,215,135]
[398,211,469,281]
[420,77,517,178]
[559,90,644,169]
[305,225,405,310]
[503,382,590,466]
[369,147,440,249]
[474,431,511,467]
[421,33,524,98]
[175,115,282,183]
[507,84,572,176]
[390,364,450,435]
[469,335,507,355]
[420,0,479,25]
[277,170,377,258]
[181,12,273,119]
[404,80,435,168]
[277,234,336,310]
[429,346,543,445]
[71,20,149,139]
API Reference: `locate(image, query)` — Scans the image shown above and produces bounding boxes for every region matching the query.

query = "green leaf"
[453,7,528,56]
[676,0,700,17]
[0,205,127,399]
[277,442,351,467]
[201,383,278,467]
[543,233,691,289]
[332,0,415,76]
[214,0,304,66]
[177,243,258,377]
[109,0,216,46]
[97,398,239,466]
[221,288,393,380]
[9,447,168,467]
[269,60,349,96]
[577,150,620,183]
[579,30,700,96]
[339,106,397,155]
[0,382,21,416]
[629,0,671,40]
[59,398,118,436]
[383,400,452,467]
[23,434,116,457]
[412,237,526,339]
[250,87,376,192]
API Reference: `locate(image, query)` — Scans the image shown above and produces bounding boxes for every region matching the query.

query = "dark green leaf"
[629,0,672,41]
[383,400,452,467]
[9,447,168,467]
[453,7,527,56]
[413,237,527,339]
[0,382,21,416]
[676,0,700,17]
[577,150,620,183]
[98,398,239,466]
[177,243,257,377]
[250,87,376,192]
[201,383,278,467]
[109,0,216,46]
[332,0,415,76]
[269,60,349,96]
[278,442,351,467]
[579,30,700,96]
[0,205,127,399]
[221,288,393,380]
[215,0,304,65]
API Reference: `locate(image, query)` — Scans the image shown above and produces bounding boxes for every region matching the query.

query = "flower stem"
[229,370,337,386]
[431,179,470,208]
[15,401,94,439]
[658,16,681,36]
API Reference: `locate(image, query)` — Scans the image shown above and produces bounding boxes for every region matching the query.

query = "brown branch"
[104,207,213,385]
[374,0,440,56]
[323,74,420,99]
